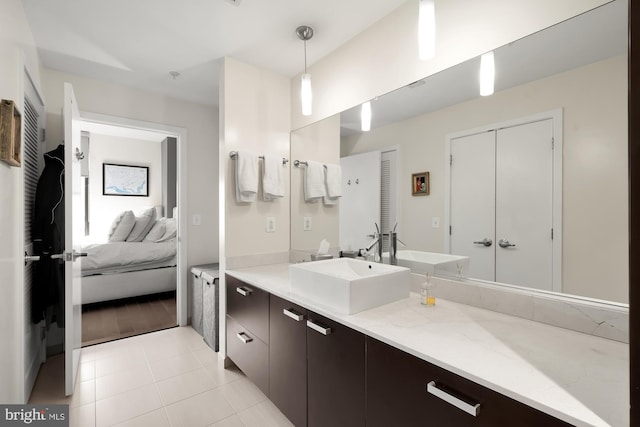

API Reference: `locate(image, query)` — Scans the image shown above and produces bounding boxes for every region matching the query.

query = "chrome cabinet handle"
[283,308,304,322]
[427,381,480,416]
[473,238,493,247]
[306,320,332,335]
[236,286,253,297]
[498,239,516,248]
[236,332,253,344]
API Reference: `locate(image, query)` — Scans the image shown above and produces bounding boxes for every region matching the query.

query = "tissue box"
[311,253,333,261]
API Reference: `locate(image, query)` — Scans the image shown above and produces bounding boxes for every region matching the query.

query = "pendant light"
[296,25,314,116]
[361,101,372,132]
[479,51,495,96]
[419,0,436,60]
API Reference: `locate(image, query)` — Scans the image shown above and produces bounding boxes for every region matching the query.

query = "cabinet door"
[226,315,269,395]
[307,311,365,427]
[269,295,307,427]
[366,337,571,427]
[226,274,269,343]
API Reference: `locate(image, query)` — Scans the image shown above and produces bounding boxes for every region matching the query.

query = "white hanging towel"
[323,163,342,205]
[263,155,284,201]
[235,150,259,203]
[304,161,326,203]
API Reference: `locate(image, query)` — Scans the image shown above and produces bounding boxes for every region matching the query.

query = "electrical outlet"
[192,214,202,226]
[266,217,276,233]
[432,217,440,228]
[303,217,312,231]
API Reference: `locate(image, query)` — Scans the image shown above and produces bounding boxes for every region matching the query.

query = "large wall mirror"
[291,0,628,305]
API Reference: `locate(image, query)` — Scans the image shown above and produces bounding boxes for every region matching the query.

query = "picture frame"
[411,171,430,196]
[103,163,149,196]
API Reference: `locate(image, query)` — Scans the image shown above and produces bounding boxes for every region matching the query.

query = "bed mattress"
[81,238,177,276]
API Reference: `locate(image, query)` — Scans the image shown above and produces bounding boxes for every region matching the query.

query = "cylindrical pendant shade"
[361,101,372,132]
[419,0,436,60]
[480,51,495,96]
[301,73,312,116]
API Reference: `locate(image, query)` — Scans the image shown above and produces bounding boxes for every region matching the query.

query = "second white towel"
[235,150,259,203]
[304,161,326,202]
[263,155,284,201]
[323,163,342,205]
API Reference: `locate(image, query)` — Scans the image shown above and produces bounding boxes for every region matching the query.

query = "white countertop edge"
[225,264,628,427]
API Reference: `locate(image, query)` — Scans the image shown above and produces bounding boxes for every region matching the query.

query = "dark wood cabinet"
[307,310,366,427]
[366,337,571,427]
[269,295,307,427]
[226,274,269,343]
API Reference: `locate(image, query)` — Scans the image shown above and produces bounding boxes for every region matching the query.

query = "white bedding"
[82,238,177,276]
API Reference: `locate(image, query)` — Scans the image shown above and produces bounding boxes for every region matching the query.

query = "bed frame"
[82,266,177,305]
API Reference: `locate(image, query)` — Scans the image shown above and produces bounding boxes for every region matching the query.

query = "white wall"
[342,55,628,303]
[290,114,340,252]
[40,69,219,267]
[221,58,291,259]
[291,0,609,131]
[0,0,42,404]
[87,133,163,243]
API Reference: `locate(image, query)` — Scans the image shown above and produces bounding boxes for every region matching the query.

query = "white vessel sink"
[289,258,410,315]
[382,250,469,277]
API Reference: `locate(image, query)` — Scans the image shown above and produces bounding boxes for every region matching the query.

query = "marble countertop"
[226,263,629,427]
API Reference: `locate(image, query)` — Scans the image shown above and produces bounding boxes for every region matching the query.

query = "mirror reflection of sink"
[289,258,410,315]
[382,250,470,277]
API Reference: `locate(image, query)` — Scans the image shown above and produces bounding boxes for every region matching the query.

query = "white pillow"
[157,218,177,242]
[108,211,136,242]
[143,218,167,242]
[126,207,157,242]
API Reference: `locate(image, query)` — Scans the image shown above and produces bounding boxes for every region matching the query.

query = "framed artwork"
[103,163,149,196]
[411,171,430,196]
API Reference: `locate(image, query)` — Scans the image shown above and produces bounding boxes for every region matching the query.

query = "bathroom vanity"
[224,264,628,427]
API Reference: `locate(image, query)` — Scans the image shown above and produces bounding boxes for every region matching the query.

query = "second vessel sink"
[383,250,469,277]
[289,258,410,315]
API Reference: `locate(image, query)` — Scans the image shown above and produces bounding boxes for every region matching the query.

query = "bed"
[80,207,177,305]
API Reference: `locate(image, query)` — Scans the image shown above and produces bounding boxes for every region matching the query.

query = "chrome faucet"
[387,223,405,265]
[363,223,383,262]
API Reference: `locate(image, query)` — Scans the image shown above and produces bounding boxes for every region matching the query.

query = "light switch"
[432,217,440,228]
[266,217,276,233]
[192,214,202,226]
[303,217,312,231]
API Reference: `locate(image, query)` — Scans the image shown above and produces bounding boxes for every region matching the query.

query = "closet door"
[495,119,554,290]
[449,131,496,281]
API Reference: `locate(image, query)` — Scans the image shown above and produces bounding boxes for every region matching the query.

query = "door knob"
[473,238,493,247]
[498,239,516,248]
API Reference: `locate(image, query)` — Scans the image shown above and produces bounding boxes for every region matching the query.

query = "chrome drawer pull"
[236,332,253,344]
[236,286,253,297]
[283,308,304,322]
[306,320,332,335]
[426,381,480,416]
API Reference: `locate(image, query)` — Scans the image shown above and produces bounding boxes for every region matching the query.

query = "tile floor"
[29,326,294,427]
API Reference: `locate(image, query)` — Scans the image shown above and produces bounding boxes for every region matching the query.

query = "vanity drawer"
[226,314,269,395]
[366,337,571,427]
[226,274,269,343]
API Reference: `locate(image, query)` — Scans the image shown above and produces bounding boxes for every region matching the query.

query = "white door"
[63,83,84,396]
[340,151,381,251]
[449,131,496,281]
[495,119,554,290]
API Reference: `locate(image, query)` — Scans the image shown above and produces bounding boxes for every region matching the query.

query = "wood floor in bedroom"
[82,291,177,347]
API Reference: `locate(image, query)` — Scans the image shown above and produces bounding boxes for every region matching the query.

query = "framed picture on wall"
[103,163,149,196]
[411,171,430,196]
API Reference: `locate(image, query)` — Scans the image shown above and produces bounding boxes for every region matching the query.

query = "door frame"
[79,111,189,326]
[444,109,563,292]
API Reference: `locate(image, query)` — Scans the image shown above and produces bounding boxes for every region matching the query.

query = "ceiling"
[340,0,627,136]
[22,0,408,107]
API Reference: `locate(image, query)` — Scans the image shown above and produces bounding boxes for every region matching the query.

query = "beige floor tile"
[237,401,294,427]
[203,359,245,386]
[149,351,203,382]
[156,367,218,405]
[94,351,149,378]
[193,347,220,367]
[80,360,96,382]
[112,408,171,427]
[70,402,95,427]
[208,414,245,427]
[95,364,155,400]
[68,379,96,408]
[218,377,267,412]
[95,383,163,427]
[165,388,236,427]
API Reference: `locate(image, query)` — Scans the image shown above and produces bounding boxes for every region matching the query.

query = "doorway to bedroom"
[78,120,182,346]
